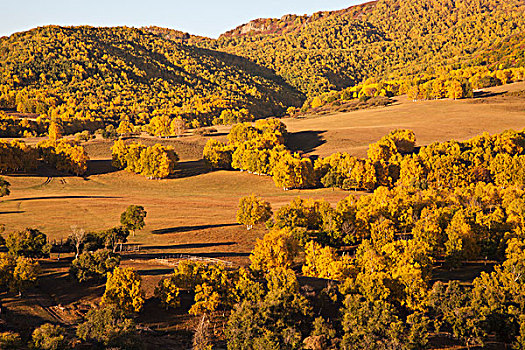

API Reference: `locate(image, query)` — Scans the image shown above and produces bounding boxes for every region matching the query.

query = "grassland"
[1,82,525,264]
[0,83,524,348]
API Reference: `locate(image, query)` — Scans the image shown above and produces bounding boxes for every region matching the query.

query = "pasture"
[0,82,524,347]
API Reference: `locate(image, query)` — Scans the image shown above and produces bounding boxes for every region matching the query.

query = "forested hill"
[194,0,525,98]
[0,26,303,127]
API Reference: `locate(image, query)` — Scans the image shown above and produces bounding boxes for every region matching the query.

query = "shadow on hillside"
[151,223,239,235]
[87,159,118,176]
[3,195,120,202]
[170,159,210,179]
[287,130,327,154]
[141,242,236,250]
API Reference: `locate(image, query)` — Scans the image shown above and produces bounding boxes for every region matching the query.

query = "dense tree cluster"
[204,119,316,189]
[0,26,303,132]
[0,138,88,176]
[303,65,525,112]
[199,0,524,104]
[315,128,525,192]
[37,140,89,176]
[154,260,239,315]
[112,140,179,179]
[0,140,39,173]
[69,249,121,282]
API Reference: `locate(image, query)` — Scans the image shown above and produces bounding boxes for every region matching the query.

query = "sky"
[0,1,368,38]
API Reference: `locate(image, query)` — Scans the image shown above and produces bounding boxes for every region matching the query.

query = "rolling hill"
[0,26,303,128]
[192,0,525,98]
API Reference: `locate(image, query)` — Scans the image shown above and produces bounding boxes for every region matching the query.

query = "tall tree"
[120,205,147,237]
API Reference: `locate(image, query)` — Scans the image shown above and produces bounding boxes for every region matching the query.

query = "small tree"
[48,120,63,142]
[6,228,50,258]
[120,205,147,237]
[101,267,144,314]
[32,323,67,350]
[236,194,272,230]
[69,226,86,259]
[116,119,134,136]
[76,305,138,349]
[0,177,10,197]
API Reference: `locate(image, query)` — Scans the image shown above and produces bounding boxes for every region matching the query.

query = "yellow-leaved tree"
[250,228,299,272]
[302,240,355,281]
[236,194,272,230]
[101,267,144,314]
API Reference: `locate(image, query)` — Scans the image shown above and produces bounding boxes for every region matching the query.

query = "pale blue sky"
[0,1,367,38]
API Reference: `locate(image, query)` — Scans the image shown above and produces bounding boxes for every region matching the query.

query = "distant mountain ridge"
[219,1,376,38]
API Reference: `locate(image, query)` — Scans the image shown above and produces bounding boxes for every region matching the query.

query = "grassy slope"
[285,81,525,157]
[1,82,523,259]
[0,82,523,349]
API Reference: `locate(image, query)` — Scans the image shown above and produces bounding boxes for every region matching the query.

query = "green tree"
[236,194,272,230]
[120,205,147,237]
[76,306,139,349]
[6,228,50,258]
[70,249,121,282]
[11,256,39,296]
[32,323,67,350]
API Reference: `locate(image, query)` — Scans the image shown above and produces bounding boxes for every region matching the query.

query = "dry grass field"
[0,83,524,348]
[285,81,525,157]
[1,82,524,266]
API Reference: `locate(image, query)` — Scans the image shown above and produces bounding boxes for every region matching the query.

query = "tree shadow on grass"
[151,223,239,235]
[473,90,506,99]
[3,195,121,202]
[87,159,118,176]
[141,242,236,250]
[286,130,327,154]
[170,159,210,179]
[0,210,24,214]
[122,250,248,261]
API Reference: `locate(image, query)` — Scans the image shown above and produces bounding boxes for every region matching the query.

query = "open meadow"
[0,82,524,348]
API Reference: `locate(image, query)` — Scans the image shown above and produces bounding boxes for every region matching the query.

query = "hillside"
[197,0,525,98]
[0,26,303,128]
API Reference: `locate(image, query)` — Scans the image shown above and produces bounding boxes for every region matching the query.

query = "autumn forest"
[0,0,525,349]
